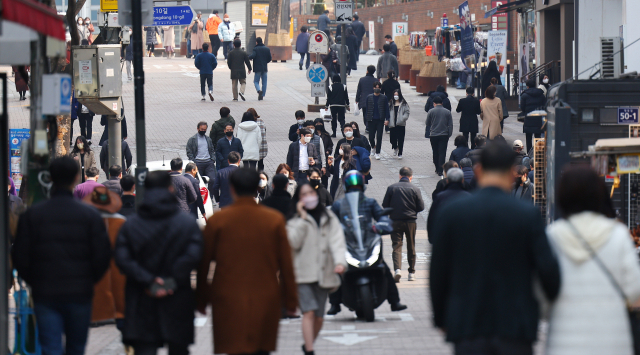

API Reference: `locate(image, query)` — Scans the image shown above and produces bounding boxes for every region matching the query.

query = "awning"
[484,0,533,18]
[1,0,65,41]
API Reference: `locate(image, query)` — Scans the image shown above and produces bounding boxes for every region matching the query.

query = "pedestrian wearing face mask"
[313,119,334,188]
[350,121,372,152]
[333,125,366,158]
[307,168,332,207]
[186,121,217,195]
[215,124,243,170]
[389,89,409,159]
[289,110,307,142]
[236,112,261,170]
[217,14,236,60]
[303,121,325,170]
[287,128,320,184]
[276,164,297,197]
[538,74,550,96]
[327,143,358,199]
[257,172,269,202]
[286,182,346,355]
[365,81,390,159]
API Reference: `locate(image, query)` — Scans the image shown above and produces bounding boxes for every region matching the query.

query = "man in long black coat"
[455,87,482,149]
[429,142,560,354]
[115,171,202,354]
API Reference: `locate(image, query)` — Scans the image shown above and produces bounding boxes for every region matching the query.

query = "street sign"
[308,31,329,54]
[100,0,118,12]
[311,83,326,97]
[392,22,408,40]
[306,64,329,84]
[153,5,195,26]
[618,107,639,124]
[335,2,353,23]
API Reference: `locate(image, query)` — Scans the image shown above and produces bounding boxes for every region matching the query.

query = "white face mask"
[394,95,399,100]
[304,136,312,143]
[297,119,304,125]
[259,179,267,188]
[302,195,319,210]
[339,149,344,155]
[543,78,549,84]
[309,128,314,134]
[345,131,353,138]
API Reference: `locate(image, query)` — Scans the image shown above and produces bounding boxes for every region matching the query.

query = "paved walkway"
[2,53,543,355]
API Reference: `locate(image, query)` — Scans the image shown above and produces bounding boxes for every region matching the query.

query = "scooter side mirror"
[381,208,393,216]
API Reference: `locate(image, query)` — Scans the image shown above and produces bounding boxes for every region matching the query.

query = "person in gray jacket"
[426,96,453,176]
[382,167,424,283]
[317,10,330,32]
[376,44,399,83]
[168,158,197,213]
[186,121,217,195]
[491,77,509,131]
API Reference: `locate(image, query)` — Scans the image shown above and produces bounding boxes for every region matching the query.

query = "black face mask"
[515,177,522,186]
[310,179,321,188]
[315,125,323,132]
[225,131,234,137]
[198,130,206,136]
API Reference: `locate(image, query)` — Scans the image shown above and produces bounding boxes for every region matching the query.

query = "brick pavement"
[2,53,544,354]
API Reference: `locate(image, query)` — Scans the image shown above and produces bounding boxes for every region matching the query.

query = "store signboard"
[458,1,475,69]
[392,22,408,40]
[491,0,508,34]
[618,107,639,124]
[368,21,376,49]
[9,129,30,193]
[487,30,508,85]
[251,4,269,26]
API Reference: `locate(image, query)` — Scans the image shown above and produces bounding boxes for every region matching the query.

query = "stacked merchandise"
[409,32,428,48]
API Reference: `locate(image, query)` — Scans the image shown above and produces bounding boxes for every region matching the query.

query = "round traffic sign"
[306,64,328,84]
[315,34,323,42]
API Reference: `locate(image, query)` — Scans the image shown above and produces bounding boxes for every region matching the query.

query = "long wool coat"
[480,97,503,139]
[196,197,298,354]
[189,19,204,50]
[91,212,126,322]
[161,26,175,48]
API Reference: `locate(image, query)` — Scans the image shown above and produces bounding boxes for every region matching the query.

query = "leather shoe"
[390,302,408,312]
[327,304,341,315]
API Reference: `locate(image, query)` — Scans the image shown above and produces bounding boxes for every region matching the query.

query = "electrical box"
[41,74,72,115]
[73,44,122,115]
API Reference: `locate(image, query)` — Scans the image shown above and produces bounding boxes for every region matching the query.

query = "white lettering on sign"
[105,52,115,56]
[79,60,93,84]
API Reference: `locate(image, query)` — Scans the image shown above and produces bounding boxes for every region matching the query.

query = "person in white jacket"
[217,14,236,60]
[286,182,346,355]
[545,166,640,355]
[235,112,262,170]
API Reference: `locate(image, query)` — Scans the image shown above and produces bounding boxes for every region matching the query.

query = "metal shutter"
[226,1,247,48]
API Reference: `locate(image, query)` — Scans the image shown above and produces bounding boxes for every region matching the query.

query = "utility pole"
[132,0,148,206]
[340,23,346,84]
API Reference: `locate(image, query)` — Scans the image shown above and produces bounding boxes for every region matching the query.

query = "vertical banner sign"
[458,1,475,69]
[491,0,508,33]
[368,21,376,49]
[392,22,408,40]
[487,30,508,85]
[9,129,30,193]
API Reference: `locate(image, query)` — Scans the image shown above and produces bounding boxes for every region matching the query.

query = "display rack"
[533,138,546,220]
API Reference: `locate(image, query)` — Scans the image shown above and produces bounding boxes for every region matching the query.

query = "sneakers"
[394,269,401,283]
[327,304,341,315]
[408,273,415,281]
[398,155,403,159]
[299,64,303,70]
[239,92,246,101]
[201,96,206,101]
[258,90,263,101]
[393,148,398,156]
[208,92,214,101]
[375,154,381,160]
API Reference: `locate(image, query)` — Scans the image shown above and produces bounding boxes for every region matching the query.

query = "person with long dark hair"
[389,89,409,159]
[349,121,372,152]
[70,136,97,183]
[327,143,357,200]
[481,60,502,97]
[236,112,261,170]
[286,182,346,355]
[345,27,358,76]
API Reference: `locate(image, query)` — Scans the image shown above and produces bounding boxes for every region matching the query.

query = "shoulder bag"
[568,222,640,355]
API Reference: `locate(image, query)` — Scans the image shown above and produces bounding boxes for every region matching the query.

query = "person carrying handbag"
[545,166,640,355]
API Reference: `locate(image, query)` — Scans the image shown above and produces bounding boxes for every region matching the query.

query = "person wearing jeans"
[425,96,453,176]
[296,26,311,70]
[194,43,217,101]
[249,37,271,100]
[364,81,390,159]
[382,166,424,283]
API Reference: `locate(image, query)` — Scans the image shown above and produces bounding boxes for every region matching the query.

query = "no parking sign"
[308,31,329,54]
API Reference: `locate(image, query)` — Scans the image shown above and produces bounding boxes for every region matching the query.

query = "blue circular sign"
[306,64,328,84]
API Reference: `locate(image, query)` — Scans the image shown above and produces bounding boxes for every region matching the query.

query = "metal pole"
[340,24,346,84]
[107,115,122,178]
[0,73,9,355]
[132,0,147,207]
[506,63,511,97]
[315,52,319,105]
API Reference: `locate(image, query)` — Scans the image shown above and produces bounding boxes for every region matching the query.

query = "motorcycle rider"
[327,170,408,315]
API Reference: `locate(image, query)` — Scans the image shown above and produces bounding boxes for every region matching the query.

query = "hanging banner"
[368,21,376,49]
[458,1,475,69]
[9,129,30,193]
[487,30,508,85]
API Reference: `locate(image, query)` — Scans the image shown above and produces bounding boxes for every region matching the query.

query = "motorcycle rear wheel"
[358,284,375,322]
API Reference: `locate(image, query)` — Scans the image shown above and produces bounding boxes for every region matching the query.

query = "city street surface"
[3,53,541,354]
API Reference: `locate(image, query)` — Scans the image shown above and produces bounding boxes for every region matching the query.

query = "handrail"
[521,60,561,83]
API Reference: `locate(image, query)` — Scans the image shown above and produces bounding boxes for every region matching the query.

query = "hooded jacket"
[236,121,262,160]
[520,87,546,114]
[210,115,236,150]
[425,86,452,112]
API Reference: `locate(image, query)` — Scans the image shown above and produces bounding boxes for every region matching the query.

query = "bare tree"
[265,0,280,45]
[66,0,88,46]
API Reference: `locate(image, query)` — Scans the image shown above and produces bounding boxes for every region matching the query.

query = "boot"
[390,302,408,312]
[327,304,341,315]
[302,344,315,355]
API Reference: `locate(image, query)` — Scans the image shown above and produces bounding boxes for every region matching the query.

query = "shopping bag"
[320,109,332,122]
[353,102,360,116]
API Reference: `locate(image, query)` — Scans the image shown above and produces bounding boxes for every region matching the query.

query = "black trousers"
[329,261,400,306]
[195,159,217,198]
[147,43,155,53]
[78,113,93,141]
[133,342,189,355]
[258,158,264,171]
[430,135,449,175]
[244,160,258,170]
[330,106,346,135]
[368,119,385,154]
[462,132,477,150]
[200,74,213,96]
[389,126,406,155]
[454,337,532,355]
[209,35,221,57]
[525,132,541,154]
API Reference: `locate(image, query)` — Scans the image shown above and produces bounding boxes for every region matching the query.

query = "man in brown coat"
[196,168,298,355]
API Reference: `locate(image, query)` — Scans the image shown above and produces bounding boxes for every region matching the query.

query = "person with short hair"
[186,121,217,196]
[456,86,482,148]
[513,139,526,165]
[480,85,503,140]
[217,14,236,60]
[287,128,320,184]
[169,157,197,213]
[356,65,377,130]
[289,110,307,142]
[427,167,471,243]
[13,156,111,355]
[351,15,366,61]
[184,162,206,219]
[382,166,425,282]
[248,37,271,100]
[528,159,535,183]
[426,96,454,176]
[465,135,487,165]
[303,120,325,169]
[196,168,298,355]
[325,74,350,137]
[74,167,103,200]
[99,137,132,175]
[194,42,218,101]
[365,81,390,159]
[377,44,399,83]
[520,79,547,152]
[206,10,222,57]
[215,124,243,170]
[425,85,452,113]
[210,107,235,151]
[212,151,241,208]
[114,170,202,355]
[512,165,534,204]
[296,26,311,70]
[118,175,136,217]
[431,161,459,200]
[103,164,123,196]
[261,174,292,216]
[449,135,471,164]
[317,9,330,32]
[384,34,397,57]
[227,39,252,101]
[459,158,475,184]
[236,112,261,169]
[430,142,561,354]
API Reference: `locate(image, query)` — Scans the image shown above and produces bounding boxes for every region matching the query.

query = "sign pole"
[132,0,147,207]
[315,53,320,105]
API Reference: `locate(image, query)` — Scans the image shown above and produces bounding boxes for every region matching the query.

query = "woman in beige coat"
[188,14,205,56]
[287,182,346,355]
[162,26,175,58]
[69,136,97,183]
[480,85,503,139]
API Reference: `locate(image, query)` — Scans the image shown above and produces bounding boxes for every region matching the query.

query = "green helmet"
[343,170,365,191]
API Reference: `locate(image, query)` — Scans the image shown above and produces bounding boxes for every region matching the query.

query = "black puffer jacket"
[326,82,350,106]
[425,86,452,112]
[115,188,202,345]
[13,190,111,301]
[520,88,546,115]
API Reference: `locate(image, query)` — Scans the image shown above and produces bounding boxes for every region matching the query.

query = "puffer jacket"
[236,121,262,160]
[217,21,236,42]
[286,210,346,288]
[210,115,236,150]
[389,100,410,128]
[520,87,546,114]
[425,88,452,112]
